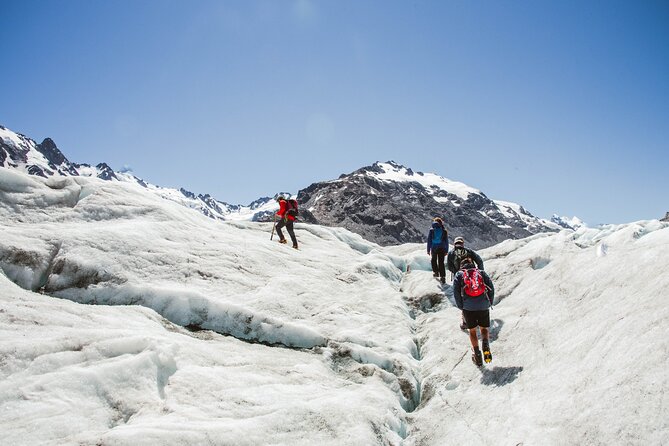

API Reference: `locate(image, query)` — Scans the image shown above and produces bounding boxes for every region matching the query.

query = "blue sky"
[2,0,667,225]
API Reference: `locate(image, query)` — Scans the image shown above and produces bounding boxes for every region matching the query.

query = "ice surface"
[1,167,668,445]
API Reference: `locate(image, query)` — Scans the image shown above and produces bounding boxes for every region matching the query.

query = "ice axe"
[270,214,277,240]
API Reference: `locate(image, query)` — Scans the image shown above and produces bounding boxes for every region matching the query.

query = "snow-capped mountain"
[0,125,278,222]
[550,214,586,230]
[297,161,564,248]
[1,165,667,445]
[1,125,576,248]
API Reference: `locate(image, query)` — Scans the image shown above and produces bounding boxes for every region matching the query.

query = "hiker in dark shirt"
[447,236,484,275]
[453,257,495,366]
[448,236,485,330]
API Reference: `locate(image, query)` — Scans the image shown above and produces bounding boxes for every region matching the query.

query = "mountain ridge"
[2,124,574,248]
[296,161,565,248]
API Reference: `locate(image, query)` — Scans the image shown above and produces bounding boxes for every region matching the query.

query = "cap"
[454,236,465,246]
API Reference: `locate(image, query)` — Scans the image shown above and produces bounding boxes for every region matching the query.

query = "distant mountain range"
[0,125,277,221]
[1,125,582,248]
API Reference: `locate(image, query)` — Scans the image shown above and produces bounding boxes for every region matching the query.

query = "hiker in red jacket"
[275,195,298,249]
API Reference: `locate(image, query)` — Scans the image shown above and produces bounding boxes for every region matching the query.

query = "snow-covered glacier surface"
[1,167,667,445]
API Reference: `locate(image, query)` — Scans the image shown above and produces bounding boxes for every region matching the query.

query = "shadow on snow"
[480,366,524,386]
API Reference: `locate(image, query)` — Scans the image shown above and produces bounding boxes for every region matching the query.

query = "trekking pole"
[270,214,277,240]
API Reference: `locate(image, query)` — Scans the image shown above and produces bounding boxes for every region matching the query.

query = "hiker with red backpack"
[275,195,299,249]
[448,236,486,330]
[427,217,449,284]
[453,256,495,367]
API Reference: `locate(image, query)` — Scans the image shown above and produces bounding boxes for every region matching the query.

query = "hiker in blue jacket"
[453,257,495,366]
[427,217,449,284]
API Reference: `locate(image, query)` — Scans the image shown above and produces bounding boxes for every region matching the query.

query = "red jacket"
[277,199,296,221]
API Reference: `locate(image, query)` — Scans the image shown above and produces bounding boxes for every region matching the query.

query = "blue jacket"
[427,222,448,254]
[453,265,495,311]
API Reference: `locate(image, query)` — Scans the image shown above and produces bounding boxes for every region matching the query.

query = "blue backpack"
[432,226,445,246]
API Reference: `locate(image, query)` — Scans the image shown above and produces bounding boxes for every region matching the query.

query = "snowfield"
[1,167,667,445]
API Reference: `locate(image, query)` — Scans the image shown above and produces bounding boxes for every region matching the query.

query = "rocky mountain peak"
[298,162,561,249]
[37,137,67,166]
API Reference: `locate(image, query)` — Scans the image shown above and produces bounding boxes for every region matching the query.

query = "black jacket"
[447,247,484,274]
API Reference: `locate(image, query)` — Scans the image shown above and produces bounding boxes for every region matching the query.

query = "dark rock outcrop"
[297,162,557,249]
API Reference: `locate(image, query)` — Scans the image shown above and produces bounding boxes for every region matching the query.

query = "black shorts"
[463,309,490,329]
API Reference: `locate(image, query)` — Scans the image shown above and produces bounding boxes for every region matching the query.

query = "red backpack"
[285,199,299,217]
[462,267,486,297]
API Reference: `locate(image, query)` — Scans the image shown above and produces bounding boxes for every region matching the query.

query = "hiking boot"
[440,277,446,284]
[472,347,483,367]
[433,272,439,278]
[292,244,299,249]
[459,321,468,331]
[278,239,287,244]
[482,339,492,363]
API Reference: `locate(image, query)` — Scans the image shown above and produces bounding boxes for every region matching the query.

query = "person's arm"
[427,229,433,254]
[471,249,484,270]
[483,271,494,304]
[453,273,463,309]
[447,251,455,273]
[277,200,286,218]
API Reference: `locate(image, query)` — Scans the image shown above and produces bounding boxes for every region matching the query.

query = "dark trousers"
[431,248,446,279]
[276,219,297,246]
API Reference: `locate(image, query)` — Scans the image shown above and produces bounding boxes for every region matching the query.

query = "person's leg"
[468,328,479,350]
[437,249,446,282]
[431,252,439,276]
[275,219,286,242]
[469,327,482,366]
[463,310,483,366]
[480,310,492,363]
[479,310,491,341]
[286,220,298,248]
